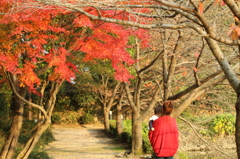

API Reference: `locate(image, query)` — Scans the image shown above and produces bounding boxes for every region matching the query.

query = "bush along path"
[44,124,152,159]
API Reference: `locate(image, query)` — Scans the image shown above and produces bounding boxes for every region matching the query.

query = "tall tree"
[2,0,240,157]
[32,0,240,156]
[0,1,149,158]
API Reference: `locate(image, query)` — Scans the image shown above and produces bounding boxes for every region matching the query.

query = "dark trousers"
[155,156,173,159]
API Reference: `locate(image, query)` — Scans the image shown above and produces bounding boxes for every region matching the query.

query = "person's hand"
[151,128,154,131]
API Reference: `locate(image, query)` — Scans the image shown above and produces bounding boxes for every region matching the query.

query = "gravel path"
[44,123,237,159]
[44,124,143,159]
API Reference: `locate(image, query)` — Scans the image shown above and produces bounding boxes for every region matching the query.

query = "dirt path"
[44,123,237,159]
[45,124,146,159]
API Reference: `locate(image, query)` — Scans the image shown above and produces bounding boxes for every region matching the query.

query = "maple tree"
[1,0,240,157]
[0,1,151,159]
[34,0,240,156]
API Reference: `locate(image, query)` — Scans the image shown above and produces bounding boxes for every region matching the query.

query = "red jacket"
[148,115,179,157]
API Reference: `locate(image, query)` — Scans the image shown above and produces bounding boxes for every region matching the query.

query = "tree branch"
[5,72,48,119]
[178,116,232,158]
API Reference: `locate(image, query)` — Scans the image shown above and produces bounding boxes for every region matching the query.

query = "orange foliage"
[0,0,151,94]
[198,2,204,15]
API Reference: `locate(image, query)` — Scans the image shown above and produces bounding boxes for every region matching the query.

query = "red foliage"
[0,0,151,94]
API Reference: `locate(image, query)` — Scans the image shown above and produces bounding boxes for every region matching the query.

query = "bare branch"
[178,116,233,158]
[5,72,48,119]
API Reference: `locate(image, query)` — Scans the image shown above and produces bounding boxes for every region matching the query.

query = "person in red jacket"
[148,101,179,159]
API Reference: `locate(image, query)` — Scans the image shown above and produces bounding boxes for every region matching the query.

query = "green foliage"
[19,121,54,159]
[109,120,132,144]
[0,120,54,159]
[61,112,78,123]
[122,123,132,145]
[52,111,82,124]
[0,119,11,150]
[0,78,12,101]
[0,93,9,119]
[28,151,50,159]
[179,110,235,137]
[116,120,133,144]
[51,112,61,124]
[75,93,96,108]
[180,108,192,119]
[142,123,153,154]
[109,120,118,135]
[109,120,153,154]
[178,152,189,159]
[209,113,235,136]
[55,96,73,111]
[0,119,11,138]
[19,121,54,144]
[79,113,95,124]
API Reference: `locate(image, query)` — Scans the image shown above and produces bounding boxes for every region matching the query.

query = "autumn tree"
[0,1,149,159]
[0,2,77,158]
[2,0,240,157]
[32,0,240,156]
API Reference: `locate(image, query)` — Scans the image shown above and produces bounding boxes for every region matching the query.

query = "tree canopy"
[0,0,151,95]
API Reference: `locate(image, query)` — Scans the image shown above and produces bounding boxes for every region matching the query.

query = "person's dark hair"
[154,104,163,115]
[163,101,174,115]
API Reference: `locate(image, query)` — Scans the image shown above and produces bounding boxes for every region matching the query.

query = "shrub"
[209,113,235,136]
[178,152,189,159]
[14,120,54,159]
[0,93,9,119]
[109,120,153,154]
[109,120,117,136]
[28,151,50,159]
[79,113,95,124]
[142,123,153,154]
[109,120,132,144]
[19,121,55,144]
[53,111,81,124]
[0,119,11,135]
[51,112,61,124]
[55,96,73,112]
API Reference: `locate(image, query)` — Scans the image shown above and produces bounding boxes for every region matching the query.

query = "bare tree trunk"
[103,106,110,134]
[116,84,124,142]
[38,80,48,120]
[0,97,24,159]
[16,81,62,159]
[28,94,32,121]
[0,75,27,159]
[116,105,123,142]
[131,110,143,155]
[235,92,240,158]
[234,16,240,158]
[16,120,51,159]
[28,105,33,121]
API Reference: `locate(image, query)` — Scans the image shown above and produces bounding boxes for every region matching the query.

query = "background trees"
[0,1,149,158]
[32,0,239,156]
[0,0,239,158]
